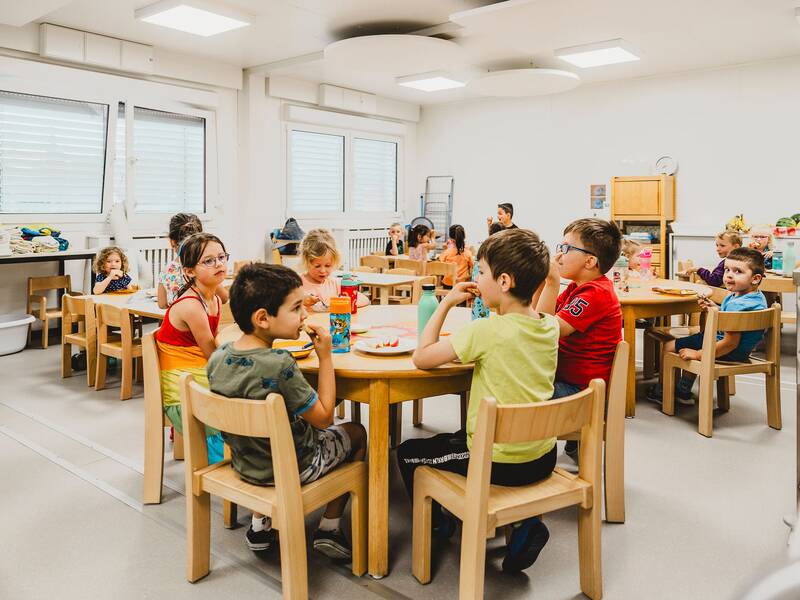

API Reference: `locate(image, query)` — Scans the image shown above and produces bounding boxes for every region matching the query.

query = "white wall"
[415,55,800,251]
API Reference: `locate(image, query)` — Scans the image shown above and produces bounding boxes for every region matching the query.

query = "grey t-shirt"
[207,342,318,485]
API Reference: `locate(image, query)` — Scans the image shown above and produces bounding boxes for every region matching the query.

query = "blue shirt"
[718,291,768,355]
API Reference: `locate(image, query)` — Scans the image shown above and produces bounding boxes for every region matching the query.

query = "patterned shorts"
[299,425,352,484]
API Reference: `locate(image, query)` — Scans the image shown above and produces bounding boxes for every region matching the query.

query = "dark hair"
[168,213,203,246]
[726,247,765,278]
[563,218,622,274]
[477,228,549,304]
[488,221,504,236]
[173,232,226,303]
[230,264,303,333]
[408,224,431,248]
[449,224,466,254]
[498,203,514,218]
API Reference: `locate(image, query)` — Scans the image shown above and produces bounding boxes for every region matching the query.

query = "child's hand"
[684,266,698,275]
[303,293,320,308]
[307,323,331,356]
[110,269,123,280]
[445,281,479,306]
[486,216,493,228]
[697,294,715,310]
[678,348,703,361]
[765,250,773,259]
[546,257,560,284]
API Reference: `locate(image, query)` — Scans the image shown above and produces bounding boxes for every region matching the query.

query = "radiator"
[130,237,175,288]
[332,228,388,270]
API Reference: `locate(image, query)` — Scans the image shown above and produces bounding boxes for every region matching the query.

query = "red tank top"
[156,295,220,347]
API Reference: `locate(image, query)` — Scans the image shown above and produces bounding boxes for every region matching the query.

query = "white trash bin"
[0,313,35,356]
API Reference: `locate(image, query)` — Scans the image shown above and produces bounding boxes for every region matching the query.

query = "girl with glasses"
[747,225,774,269]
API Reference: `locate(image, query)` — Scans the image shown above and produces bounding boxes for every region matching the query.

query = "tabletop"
[87,290,166,320]
[335,270,427,287]
[615,278,712,305]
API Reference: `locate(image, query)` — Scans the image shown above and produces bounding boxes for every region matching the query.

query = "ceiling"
[3,0,800,104]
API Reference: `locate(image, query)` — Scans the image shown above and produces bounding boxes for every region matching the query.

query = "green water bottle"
[783,241,796,277]
[417,283,439,337]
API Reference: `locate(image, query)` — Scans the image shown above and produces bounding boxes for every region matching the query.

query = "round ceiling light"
[324,34,466,76]
[467,68,580,97]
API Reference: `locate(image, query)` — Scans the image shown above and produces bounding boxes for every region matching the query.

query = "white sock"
[318,516,341,532]
[251,514,271,532]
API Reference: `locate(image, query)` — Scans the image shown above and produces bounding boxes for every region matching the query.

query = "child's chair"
[61,294,97,387]
[412,380,605,599]
[360,255,389,272]
[95,303,143,400]
[386,268,416,304]
[423,262,457,298]
[559,340,629,523]
[351,266,377,303]
[180,374,368,597]
[27,275,73,348]
[662,304,781,437]
[233,260,256,276]
[396,258,424,274]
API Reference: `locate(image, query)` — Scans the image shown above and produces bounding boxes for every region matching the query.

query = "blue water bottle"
[329,297,351,353]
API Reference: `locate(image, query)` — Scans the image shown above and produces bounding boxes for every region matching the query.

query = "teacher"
[486,202,518,232]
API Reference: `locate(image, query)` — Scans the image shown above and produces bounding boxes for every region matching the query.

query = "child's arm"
[413,281,476,369]
[171,299,216,358]
[388,236,400,256]
[215,285,230,304]
[298,323,336,429]
[696,262,725,287]
[157,283,168,309]
[534,259,560,315]
[93,276,112,294]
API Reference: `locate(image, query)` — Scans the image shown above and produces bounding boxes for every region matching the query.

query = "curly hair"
[300,229,340,269]
[94,246,129,274]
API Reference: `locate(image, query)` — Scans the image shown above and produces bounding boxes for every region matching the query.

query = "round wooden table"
[217,304,474,578]
[616,278,711,417]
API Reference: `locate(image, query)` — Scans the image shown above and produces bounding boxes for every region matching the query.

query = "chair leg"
[662,360,676,416]
[413,399,423,427]
[698,375,715,438]
[42,319,49,349]
[350,468,368,576]
[186,491,211,582]
[134,357,144,383]
[61,341,72,378]
[173,431,185,460]
[643,336,655,380]
[120,356,133,401]
[351,401,361,424]
[95,356,108,390]
[603,429,625,523]
[389,404,402,448]
[765,369,782,430]
[578,500,603,599]
[459,502,489,599]
[86,343,97,388]
[716,378,730,413]
[411,488,433,584]
[223,501,237,529]
[276,509,309,599]
[143,405,165,505]
[727,375,736,396]
[336,400,345,419]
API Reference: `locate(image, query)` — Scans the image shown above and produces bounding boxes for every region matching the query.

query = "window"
[352,137,397,212]
[0,90,108,214]
[115,104,205,214]
[288,130,344,213]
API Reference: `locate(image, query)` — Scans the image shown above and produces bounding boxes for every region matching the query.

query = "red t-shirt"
[555,276,622,388]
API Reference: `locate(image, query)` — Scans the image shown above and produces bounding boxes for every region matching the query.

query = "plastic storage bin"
[0,313,35,356]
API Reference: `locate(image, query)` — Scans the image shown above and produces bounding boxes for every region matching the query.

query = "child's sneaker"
[564,440,579,465]
[646,381,694,405]
[312,528,352,560]
[245,526,276,552]
[502,517,550,573]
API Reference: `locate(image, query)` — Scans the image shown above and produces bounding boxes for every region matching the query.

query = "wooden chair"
[412,381,605,599]
[559,340,629,523]
[233,260,256,276]
[360,255,390,272]
[27,274,73,348]
[179,374,368,598]
[351,266,377,303]
[271,249,282,265]
[95,303,143,400]
[396,258,424,274]
[61,294,97,387]
[386,268,416,304]
[662,304,781,437]
[219,301,235,327]
[424,262,457,298]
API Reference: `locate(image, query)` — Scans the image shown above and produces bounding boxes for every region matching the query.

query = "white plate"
[354,339,416,355]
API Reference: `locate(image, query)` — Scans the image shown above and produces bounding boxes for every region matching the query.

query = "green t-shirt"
[451,311,558,463]
[206,342,319,485]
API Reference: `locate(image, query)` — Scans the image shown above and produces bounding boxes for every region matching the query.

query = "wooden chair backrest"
[702,304,781,363]
[396,258,424,274]
[233,260,256,275]
[62,294,94,334]
[387,268,416,276]
[677,259,694,273]
[29,274,72,294]
[360,255,389,271]
[219,301,235,326]
[143,332,161,406]
[95,302,133,345]
[424,261,456,282]
[271,249,282,265]
[606,340,630,421]
[352,266,376,274]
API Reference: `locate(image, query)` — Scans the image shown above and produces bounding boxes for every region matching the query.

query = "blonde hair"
[717,230,742,247]
[300,229,340,269]
[389,222,403,230]
[621,238,642,261]
[94,246,129,274]
[749,225,774,250]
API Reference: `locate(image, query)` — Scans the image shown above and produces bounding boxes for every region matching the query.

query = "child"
[155,233,228,465]
[407,224,433,261]
[535,219,623,463]
[486,203,518,232]
[471,222,505,320]
[207,263,367,556]
[685,231,742,287]
[747,225,774,269]
[398,228,558,573]
[647,247,768,403]
[386,222,405,256]
[621,237,642,272]
[438,224,474,286]
[93,246,132,294]
[299,229,368,311]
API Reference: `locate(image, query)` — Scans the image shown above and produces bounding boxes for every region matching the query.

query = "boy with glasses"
[535,219,623,463]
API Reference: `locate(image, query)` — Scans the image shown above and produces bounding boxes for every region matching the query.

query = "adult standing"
[486,203,518,233]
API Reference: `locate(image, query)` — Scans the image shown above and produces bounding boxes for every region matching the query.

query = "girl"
[407,224,433,261]
[438,224,474,287]
[685,230,742,287]
[748,225,774,269]
[155,232,228,463]
[385,222,405,256]
[157,213,230,309]
[300,229,369,311]
[621,238,642,272]
[93,246,133,294]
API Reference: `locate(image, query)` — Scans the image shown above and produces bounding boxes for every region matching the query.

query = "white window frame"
[285,121,403,225]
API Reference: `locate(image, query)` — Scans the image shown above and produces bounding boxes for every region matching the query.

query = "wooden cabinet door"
[614,179,660,216]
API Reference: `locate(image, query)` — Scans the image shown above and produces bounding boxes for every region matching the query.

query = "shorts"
[675,332,751,363]
[299,425,352,484]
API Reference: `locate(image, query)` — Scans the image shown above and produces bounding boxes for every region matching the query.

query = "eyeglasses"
[555,243,596,257]
[751,235,770,239]
[199,253,230,268]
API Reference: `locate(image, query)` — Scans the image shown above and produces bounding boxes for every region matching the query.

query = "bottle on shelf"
[417,283,439,337]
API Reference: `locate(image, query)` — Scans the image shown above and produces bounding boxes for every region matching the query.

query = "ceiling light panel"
[555,39,640,68]
[397,72,466,92]
[135,0,252,37]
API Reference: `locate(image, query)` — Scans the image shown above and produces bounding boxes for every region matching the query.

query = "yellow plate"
[273,339,313,359]
[651,287,696,296]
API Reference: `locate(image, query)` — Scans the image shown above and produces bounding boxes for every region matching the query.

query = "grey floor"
[0,327,796,600]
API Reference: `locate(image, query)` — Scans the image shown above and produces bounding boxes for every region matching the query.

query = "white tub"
[0,313,35,356]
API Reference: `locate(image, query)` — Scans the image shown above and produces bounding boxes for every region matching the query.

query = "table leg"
[368,379,390,577]
[623,306,637,417]
[380,286,389,305]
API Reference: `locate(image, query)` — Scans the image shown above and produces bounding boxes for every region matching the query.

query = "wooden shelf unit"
[611,175,676,279]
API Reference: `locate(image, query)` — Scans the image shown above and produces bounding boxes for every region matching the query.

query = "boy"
[207,263,367,558]
[684,230,742,287]
[397,228,558,573]
[535,219,623,462]
[647,247,768,403]
[386,222,404,256]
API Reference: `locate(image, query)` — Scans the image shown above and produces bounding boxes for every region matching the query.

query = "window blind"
[289,129,344,213]
[352,137,397,212]
[0,90,107,214]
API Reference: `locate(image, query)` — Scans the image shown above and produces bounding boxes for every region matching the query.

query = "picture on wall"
[590,183,607,210]
[591,197,605,210]
[590,184,606,197]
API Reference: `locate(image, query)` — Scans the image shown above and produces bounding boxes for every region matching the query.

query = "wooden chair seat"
[61,294,96,386]
[99,338,143,359]
[646,325,700,343]
[28,274,74,349]
[95,303,143,401]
